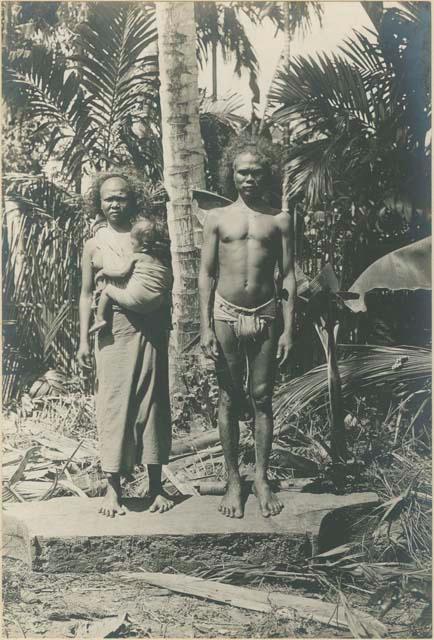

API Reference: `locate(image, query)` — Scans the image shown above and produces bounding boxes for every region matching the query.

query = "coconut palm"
[5,2,257,187]
[266,2,431,209]
[155,1,207,384]
[195,3,261,105]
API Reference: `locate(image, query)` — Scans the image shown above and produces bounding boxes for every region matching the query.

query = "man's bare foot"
[99,478,126,518]
[89,319,107,335]
[219,481,244,518]
[253,479,283,517]
[149,493,174,513]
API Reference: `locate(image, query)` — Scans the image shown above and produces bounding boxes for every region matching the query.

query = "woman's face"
[100,178,131,227]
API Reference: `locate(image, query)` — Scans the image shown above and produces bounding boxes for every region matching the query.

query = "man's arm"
[277,212,296,366]
[198,210,219,361]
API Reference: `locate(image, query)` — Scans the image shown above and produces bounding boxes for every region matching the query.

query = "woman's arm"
[77,239,94,369]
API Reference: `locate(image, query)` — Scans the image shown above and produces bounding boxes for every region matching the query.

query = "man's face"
[233,153,267,201]
[100,178,130,225]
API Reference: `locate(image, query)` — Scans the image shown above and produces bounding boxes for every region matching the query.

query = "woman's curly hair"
[83,168,168,230]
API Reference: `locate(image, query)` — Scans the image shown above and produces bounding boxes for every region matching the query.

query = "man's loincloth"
[213,291,277,340]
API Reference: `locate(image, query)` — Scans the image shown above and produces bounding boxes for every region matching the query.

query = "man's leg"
[214,320,246,518]
[148,464,174,513]
[247,321,283,517]
[99,472,126,517]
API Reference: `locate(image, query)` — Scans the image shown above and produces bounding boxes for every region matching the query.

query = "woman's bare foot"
[218,480,244,518]
[147,464,174,514]
[99,474,126,517]
[149,493,174,513]
[253,478,283,517]
[89,319,107,334]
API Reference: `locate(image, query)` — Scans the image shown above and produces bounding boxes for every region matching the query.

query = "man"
[199,146,296,518]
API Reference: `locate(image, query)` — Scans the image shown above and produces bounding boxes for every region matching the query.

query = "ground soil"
[3,557,429,638]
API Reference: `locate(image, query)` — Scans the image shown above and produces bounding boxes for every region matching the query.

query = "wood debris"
[133,571,387,636]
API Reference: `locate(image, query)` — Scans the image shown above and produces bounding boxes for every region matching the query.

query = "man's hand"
[77,342,92,369]
[200,328,219,361]
[276,332,293,367]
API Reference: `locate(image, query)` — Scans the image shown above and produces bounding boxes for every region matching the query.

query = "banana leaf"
[346,236,431,313]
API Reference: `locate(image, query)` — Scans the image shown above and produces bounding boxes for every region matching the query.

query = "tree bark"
[282,1,292,65]
[156,2,206,385]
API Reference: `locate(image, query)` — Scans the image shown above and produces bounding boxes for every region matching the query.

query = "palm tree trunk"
[281,2,299,256]
[211,39,218,101]
[156,2,206,385]
[282,1,292,64]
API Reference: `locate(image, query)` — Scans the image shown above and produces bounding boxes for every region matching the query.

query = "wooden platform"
[3,492,378,573]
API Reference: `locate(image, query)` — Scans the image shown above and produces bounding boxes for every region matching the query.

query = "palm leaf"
[5,46,92,183]
[265,8,430,206]
[273,345,432,428]
[73,2,158,163]
[195,3,260,104]
[3,175,84,395]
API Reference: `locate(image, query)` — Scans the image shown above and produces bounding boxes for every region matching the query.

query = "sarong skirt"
[95,306,171,473]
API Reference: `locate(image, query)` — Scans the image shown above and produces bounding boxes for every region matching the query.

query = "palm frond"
[273,345,432,429]
[5,45,92,183]
[200,92,246,130]
[3,175,84,401]
[266,9,430,207]
[73,2,158,163]
[195,3,260,104]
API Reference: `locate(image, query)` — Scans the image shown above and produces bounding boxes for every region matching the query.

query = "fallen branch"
[170,420,293,458]
[133,571,387,634]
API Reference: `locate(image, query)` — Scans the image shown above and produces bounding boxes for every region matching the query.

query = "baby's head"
[130,218,157,252]
[130,218,171,265]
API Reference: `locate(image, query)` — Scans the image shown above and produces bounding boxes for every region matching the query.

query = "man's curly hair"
[83,168,168,229]
[218,134,283,205]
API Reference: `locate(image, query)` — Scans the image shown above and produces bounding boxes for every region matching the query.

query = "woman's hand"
[77,342,92,369]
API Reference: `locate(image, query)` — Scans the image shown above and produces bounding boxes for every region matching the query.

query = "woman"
[77,173,173,517]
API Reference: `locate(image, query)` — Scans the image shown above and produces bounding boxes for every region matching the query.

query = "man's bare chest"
[219,214,279,244]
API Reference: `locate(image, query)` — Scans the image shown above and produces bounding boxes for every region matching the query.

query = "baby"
[90,219,172,334]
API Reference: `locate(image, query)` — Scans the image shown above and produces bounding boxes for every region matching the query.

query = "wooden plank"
[133,571,387,635]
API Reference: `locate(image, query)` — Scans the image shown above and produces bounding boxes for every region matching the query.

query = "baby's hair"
[131,218,171,267]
